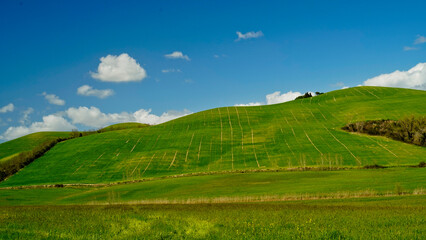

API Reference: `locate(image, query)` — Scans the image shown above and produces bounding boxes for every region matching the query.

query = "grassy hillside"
[0,132,71,163]
[1,86,425,187]
[99,122,149,132]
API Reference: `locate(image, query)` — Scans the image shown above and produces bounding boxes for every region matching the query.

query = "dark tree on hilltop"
[295,92,313,100]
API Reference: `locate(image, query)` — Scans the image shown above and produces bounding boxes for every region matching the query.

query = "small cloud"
[213,54,227,59]
[184,79,193,84]
[161,68,182,73]
[403,46,418,51]
[341,86,349,89]
[165,51,190,61]
[266,91,302,104]
[42,92,65,106]
[236,90,307,106]
[19,107,34,125]
[236,31,264,41]
[363,62,426,90]
[0,103,14,113]
[91,53,147,82]
[332,82,345,87]
[414,35,426,45]
[234,102,262,107]
[77,85,114,99]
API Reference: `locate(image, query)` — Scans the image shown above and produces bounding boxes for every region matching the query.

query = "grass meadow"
[0,196,424,239]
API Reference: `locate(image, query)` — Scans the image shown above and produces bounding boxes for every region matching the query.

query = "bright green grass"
[0,167,424,206]
[100,122,149,132]
[1,87,426,187]
[0,196,424,239]
[0,132,70,163]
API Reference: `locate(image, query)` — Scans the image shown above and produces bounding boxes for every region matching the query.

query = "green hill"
[99,122,149,132]
[1,86,425,187]
[0,132,71,164]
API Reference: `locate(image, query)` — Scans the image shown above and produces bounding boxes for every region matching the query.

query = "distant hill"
[1,86,425,187]
[0,132,71,164]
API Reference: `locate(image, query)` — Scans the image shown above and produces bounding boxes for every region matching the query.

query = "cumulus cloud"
[77,85,114,99]
[363,62,426,90]
[0,103,14,113]
[236,90,307,106]
[42,92,65,106]
[91,53,147,82]
[66,106,191,128]
[0,106,191,141]
[266,91,302,105]
[161,68,182,73]
[414,35,426,45]
[236,31,264,41]
[164,51,190,61]
[234,102,262,107]
[0,115,76,141]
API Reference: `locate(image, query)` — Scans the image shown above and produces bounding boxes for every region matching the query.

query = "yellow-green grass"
[1,86,425,187]
[0,196,424,239]
[0,167,424,206]
[99,122,149,132]
[0,132,71,163]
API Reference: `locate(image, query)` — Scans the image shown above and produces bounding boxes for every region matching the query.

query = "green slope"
[1,86,425,187]
[0,167,424,206]
[0,132,71,163]
[99,122,149,132]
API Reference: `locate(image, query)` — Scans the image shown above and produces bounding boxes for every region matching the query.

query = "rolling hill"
[1,86,425,187]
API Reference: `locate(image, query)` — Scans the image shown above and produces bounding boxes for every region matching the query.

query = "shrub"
[342,116,426,147]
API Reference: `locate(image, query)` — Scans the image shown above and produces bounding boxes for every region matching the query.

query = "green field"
[0,86,425,239]
[0,196,424,239]
[0,167,424,206]
[1,87,425,187]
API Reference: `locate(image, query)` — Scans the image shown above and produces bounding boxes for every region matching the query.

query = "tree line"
[342,116,426,147]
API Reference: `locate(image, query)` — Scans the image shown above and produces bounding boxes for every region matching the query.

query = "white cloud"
[77,85,114,99]
[236,90,306,106]
[236,31,264,41]
[91,53,147,82]
[403,46,418,51]
[0,106,191,141]
[363,62,426,90]
[234,102,262,107]
[0,114,75,141]
[19,107,34,125]
[164,51,190,61]
[0,103,14,113]
[161,68,182,73]
[66,106,191,128]
[42,92,65,106]
[414,35,426,44]
[266,91,302,105]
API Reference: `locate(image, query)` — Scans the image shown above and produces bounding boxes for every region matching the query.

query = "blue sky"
[1,0,426,141]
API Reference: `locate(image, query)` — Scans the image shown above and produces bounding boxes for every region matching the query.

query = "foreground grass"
[0,196,424,239]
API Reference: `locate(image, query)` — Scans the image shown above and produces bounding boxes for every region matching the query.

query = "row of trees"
[342,116,426,147]
[295,92,324,100]
[0,137,69,182]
